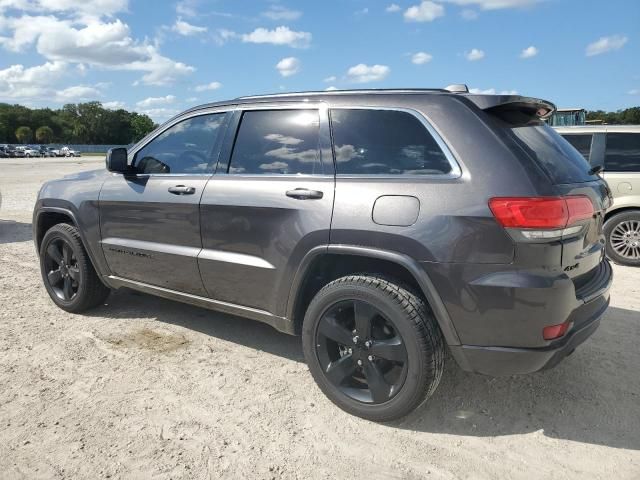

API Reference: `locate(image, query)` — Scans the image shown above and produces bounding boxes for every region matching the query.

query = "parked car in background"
[0,145,9,158]
[34,87,613,421]
[12,146,26,158]
[23,146,41,157]
[555,125,640,266]
[59,146,81,157]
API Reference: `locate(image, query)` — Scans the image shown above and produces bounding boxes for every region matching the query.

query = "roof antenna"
[444,84,469,93]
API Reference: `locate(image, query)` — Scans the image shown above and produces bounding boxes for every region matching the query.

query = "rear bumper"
[449,293,608,375]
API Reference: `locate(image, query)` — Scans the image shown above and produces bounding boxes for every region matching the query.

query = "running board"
[104,275,295,335]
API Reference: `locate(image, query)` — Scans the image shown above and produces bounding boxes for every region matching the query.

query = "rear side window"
[605,133,640,172]
[330,109,452,175]
[562,134,592,161]
[509,125,597,184]
[228,109,322,175]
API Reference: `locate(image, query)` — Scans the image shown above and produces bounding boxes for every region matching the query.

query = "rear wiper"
[588,164,604,176]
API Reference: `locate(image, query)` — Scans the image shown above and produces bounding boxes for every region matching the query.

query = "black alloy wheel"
[43,237,80,301]
[315,299,408,404]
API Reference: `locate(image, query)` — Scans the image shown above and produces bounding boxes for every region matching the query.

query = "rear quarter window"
[329,109,453,175]
[604,133,640,172]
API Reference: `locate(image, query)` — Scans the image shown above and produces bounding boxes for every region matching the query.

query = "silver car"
[556,125,640,266]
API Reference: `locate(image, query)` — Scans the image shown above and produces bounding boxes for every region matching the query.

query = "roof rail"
[236,88,448,100]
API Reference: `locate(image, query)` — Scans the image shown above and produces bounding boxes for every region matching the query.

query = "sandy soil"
[1,157,639,479]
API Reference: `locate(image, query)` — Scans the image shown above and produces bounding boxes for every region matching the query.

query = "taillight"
[489,196,594,240]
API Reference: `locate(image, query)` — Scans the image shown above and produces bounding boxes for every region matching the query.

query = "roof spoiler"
[464,94,557,121]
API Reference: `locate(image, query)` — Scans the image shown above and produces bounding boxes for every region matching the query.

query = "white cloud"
[460,9,478,19]
[0,0,128,17]
[276,57,300,77]
[262,5,302,21]
[411,51,433,64]
[586,35,628,57]
[172,17,207,36]
[0,13,194,86]
[628,89,640,95]
[346,63,390,83]
[440,0,541,9]
[194,81,222,92]
[324,75,337,83]
[0,61,67,100]
[386,3,401,12]
[55,84,101,101]
[519,45,538,58]
[465,48,485,61]
[135,107,179,122]
[102,100,126,109]
[325,86,338,91]
[469,87,518,95]
[241,26,311,48]
[136,95,176,108]
[404,1,445,22]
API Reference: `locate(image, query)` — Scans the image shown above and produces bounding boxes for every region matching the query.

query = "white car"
[59,146,81,157]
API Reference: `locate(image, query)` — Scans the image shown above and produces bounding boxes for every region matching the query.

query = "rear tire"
[302,275,445,421]
[39,223,110,312]
[604,211,640,266]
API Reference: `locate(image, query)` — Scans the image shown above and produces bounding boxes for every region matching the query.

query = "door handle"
[168,185,196,195]
[286,188,324,200]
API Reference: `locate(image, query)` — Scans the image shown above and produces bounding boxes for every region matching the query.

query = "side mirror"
[106,147,129,173]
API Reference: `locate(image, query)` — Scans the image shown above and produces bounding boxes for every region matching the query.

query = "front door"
[198,105,335,316]
[99,110,229,296]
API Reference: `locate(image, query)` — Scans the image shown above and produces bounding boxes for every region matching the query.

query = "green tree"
[130,113,156,142]
[35,125,54,144]
[15,126,33,144]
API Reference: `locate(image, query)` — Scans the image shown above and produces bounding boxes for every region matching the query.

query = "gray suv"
[33,89,613,421]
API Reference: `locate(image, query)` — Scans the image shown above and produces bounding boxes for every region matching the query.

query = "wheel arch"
[604,206,640,223]
[286,245,461,346]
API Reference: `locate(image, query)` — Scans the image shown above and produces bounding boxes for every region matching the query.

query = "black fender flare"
[33,206,107,278]
[286,244,461,346]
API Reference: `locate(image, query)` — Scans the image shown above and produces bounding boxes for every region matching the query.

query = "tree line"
[586,107,640,125]
[0,101,157,145]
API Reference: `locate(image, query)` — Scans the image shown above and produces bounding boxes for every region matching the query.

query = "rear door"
[602,131,640,207]
[99,109,229,295]
[198,103,334,316]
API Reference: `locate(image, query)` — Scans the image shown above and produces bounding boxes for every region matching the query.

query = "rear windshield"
[508,125,598,184]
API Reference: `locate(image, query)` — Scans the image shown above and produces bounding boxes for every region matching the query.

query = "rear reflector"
[543,321,572,340]
[489,196,594,229]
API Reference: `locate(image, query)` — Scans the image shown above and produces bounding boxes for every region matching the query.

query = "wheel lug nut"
[357,359,363,366]
[368,355,373,361]
[365,341,371,348]
[348,348,353,354]
[352,336,359,344]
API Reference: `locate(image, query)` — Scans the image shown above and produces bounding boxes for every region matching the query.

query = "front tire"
[302,275,445,421]
[39,223,110,312]
[604,211,640,266]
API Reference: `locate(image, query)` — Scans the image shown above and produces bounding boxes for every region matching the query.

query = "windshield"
[508,124,598,184]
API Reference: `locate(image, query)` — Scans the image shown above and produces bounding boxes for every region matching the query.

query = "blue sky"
[0,0,638,122]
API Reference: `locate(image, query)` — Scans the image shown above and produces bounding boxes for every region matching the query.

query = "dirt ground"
[1,157,639,479]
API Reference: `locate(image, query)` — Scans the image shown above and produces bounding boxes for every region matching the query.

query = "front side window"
[228,109,322,175]
[330,109,452,175]
[604,133,640,172]
[134,113,226,174]
[562,134,592,161]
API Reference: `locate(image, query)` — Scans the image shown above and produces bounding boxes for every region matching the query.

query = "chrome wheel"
[609,220,640,260]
